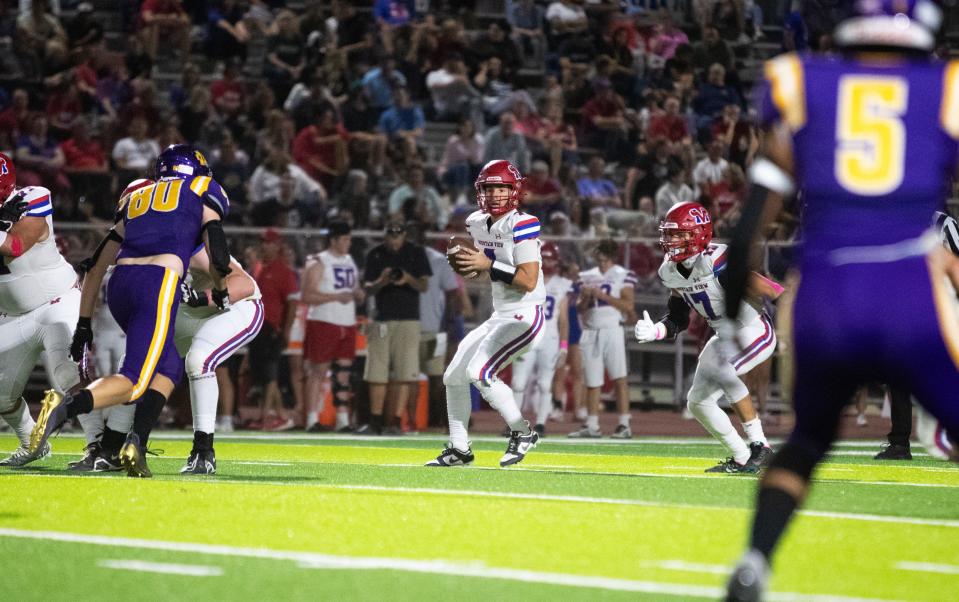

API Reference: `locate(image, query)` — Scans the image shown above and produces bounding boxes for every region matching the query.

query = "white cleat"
[567,426,602,438]
[0,441,51,467]
[500,422,539,467]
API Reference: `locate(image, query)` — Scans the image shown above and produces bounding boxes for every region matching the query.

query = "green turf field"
[1,432,957,601]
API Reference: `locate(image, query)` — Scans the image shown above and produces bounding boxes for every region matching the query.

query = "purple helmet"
[835,0,943,51]
[154,144,212,180]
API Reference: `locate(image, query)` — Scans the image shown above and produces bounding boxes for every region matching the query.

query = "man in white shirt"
[693,139,729,192]
[425,54,483,128]
[110,117,160,177]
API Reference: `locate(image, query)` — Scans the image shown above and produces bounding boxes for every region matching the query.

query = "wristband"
[654,322,667,340]
[77,316,92,328]
[490,260,516,284]
[560,341,568,350]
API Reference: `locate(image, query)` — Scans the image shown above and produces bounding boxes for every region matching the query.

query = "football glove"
[70,317,94,363]
[634,310,666,343]
[212,287,231,311]
[180,282,209,308]
[0,192,29,232]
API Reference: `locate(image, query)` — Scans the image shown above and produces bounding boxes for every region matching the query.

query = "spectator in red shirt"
[647,95,689,145]
[45,82,84,139]
[292,107,349,191]
[210,58,246,120]
[0,88,30,145]
[60,117,107,171]
[523,160,563,220]
[710,103,758,169]
[60,116,111,214]
[579,79,631,161]
[139,0,191,60]
[249,228,299,431]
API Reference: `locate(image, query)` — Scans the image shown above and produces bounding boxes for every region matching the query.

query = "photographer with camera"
[358,220,432,434]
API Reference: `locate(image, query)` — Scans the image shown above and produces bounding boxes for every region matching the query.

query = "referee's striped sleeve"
[936,211,959,256]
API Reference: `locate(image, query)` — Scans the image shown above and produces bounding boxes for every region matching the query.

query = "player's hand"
[0,192,29,231]
[70,317,93,363]
[634,310,666,343]
[212,287,231,311]
[456,248,493,274]
[180,282,209,308]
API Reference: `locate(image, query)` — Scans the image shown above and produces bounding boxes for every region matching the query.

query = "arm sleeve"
[660,294,690,339]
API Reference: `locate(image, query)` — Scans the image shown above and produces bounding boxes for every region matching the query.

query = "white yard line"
[0,528,893,601]
[642,560,730,575]
[98,559,223,577]
[894,562,959,575]
[232,462,292,467]
[8,473,959,528]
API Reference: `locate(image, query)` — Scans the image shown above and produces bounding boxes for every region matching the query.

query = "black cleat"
[180,448,216,475]
[119,433,152,478]
[533,423,545,437]
[500,422,539,467]
[91,451,122,472]
[725,550,768,602]
[29,390,67,454]
[67,441,102,472]
[746,442,773,469]
[705,457,760,474]
[426,443,475,467]
[874,443,912,460]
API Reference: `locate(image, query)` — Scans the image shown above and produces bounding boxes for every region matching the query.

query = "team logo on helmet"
[0,158,7,176]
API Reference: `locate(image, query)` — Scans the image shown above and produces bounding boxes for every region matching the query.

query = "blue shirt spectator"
[783,4,808,52]
[378,92,425,138]
[362,59,407,110]
[576,157,622,208]
[374,0,416,26]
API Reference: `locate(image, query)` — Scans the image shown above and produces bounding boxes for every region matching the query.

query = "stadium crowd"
[3,0,955,433]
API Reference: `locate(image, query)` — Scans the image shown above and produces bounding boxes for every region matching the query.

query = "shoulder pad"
[19,187,53,218]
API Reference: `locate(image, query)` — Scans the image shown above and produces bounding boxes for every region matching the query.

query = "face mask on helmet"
[477,184,515,216]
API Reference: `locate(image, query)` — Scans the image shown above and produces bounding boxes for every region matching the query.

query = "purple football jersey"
[757,54,959,261]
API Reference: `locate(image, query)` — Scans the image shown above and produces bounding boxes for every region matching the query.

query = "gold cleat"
[29,390,63,454]
[119,433,152,478]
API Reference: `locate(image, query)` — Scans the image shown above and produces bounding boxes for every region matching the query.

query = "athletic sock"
[689,397,751,465]
[189,373,219,434]
[446,385,472,452]
[306,410,319,429]
[66,389,94,419]
[742,418,768,446]
[1,398,35,446]
[750,486,800,560]
[335,410,349,430]
[193,430,214,452]
[132,389,167,448]
[618,413,631,428]
[586,415,599,431]
[100,427,127,457]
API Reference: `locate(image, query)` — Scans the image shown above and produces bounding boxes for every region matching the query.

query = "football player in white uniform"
[301,221,363,433]
[510,242,570,435]
[177,245,263,474]
[0,153,81,466]
[427,159,546,467]
[634,201,778,472]
[569,239,637,438]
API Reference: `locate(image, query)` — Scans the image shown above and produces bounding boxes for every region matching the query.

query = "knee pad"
[769,439,827,482]
[331,362,354,407]
[185,349,210,379]
[687,388,722,411]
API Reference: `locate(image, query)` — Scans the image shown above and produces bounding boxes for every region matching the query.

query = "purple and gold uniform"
[111,176,229,400]
[759,53,959,445]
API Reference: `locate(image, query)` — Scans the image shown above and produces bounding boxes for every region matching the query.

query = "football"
[447,235,480,278]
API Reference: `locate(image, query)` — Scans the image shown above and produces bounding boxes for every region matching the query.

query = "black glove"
[180,282,209,308]
[0,192,29,232]
[70,317,93,363]
[212,287,231,311]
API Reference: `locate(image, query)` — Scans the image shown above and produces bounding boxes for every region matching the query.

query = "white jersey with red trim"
[542,274,572,341]
[0,186,77,315]
[465,209,545,312]
[305,250,358,326]
[657,243,762,332]
[577,264,636,329]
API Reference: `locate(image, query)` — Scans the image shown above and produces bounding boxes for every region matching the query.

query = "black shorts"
[248,322,283,386]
